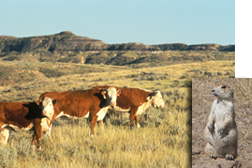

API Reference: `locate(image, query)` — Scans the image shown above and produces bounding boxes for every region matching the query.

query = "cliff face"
[152,43,234,51]
[0,31,235,55]
[0,31,109,53]
[108,42,160,51]
[0,31,160,54]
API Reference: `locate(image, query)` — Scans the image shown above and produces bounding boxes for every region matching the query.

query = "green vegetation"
[0,50,235,68]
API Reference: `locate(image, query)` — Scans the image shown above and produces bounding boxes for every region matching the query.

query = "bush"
[182,80,192,87]
[180,73,189,79]
[39,68,68,78]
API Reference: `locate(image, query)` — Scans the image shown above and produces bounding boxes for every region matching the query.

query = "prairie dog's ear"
[101,90,107,99]
[230,89,234,98]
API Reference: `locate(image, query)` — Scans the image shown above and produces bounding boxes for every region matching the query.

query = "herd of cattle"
[0,86,165,149]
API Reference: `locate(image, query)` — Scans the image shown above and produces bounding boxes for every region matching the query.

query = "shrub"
[182,80,192,87]
[39,68,68,78]
[180,73,188,79]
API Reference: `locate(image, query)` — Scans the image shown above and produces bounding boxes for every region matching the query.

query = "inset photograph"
[192,78,252,167]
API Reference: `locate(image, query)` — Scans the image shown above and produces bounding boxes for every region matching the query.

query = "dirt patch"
[192,78,252,168]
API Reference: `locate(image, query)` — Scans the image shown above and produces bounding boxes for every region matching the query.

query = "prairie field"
[0,59,234,168]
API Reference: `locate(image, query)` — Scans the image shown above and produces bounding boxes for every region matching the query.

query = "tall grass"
[0,60,234,167]
[0,90,190,168]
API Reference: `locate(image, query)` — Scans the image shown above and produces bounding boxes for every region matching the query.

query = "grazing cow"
[0,97,56,149]
[93,86,165,129]
[37,87,120,136]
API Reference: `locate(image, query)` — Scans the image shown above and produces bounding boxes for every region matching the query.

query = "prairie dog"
[204,85,238,160]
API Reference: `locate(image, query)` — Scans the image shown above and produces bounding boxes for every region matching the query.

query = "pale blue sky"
[0,0,235,45]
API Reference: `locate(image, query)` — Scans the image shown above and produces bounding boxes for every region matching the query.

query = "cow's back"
[39,89,103,117]
[0,102,40,129]
[114,87,152,107]
[93,86,153,109]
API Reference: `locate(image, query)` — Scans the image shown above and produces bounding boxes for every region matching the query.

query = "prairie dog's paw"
[207,123,214,132]
[209,155,217,159]
[225,154,234,160]
[217,127,224,137]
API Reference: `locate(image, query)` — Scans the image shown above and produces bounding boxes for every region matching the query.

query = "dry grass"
[0,90,191,168]
[0,60,235,167]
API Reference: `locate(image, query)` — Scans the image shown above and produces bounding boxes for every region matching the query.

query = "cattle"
[38,87,120,136]
[93,86,165,129]
[0,97,56,149]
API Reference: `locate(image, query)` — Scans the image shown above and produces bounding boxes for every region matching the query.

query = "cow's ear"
[101,91,107,99]
[154,91,159,96]
[147,92,156,100]
[36,100,40,106]
[52,99,57,105]
[117,89,121,96]
[36,100,42,109]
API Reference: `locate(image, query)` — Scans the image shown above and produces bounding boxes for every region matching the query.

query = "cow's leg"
[135,115,141,128]
[129,107,139,130]
[41,118,53,137]
[43,124,52,137]
[89,115,98,136]
[0,128,10,145]
[99,120,104,129]
[48,124,52,136]
[32,119,42,150]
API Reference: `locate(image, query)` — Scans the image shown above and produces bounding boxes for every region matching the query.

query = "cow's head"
[100,87,121,106]
[147,90,165,108]
[36,97,57,120]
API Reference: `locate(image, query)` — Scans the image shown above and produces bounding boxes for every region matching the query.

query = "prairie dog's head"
[211,85,233,100]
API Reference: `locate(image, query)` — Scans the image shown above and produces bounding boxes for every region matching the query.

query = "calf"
[38,87,120,136]
[0,97,56,149]
[94,86,165,129]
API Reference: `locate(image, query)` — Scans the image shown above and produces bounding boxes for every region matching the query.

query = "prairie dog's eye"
[221,86,226,88]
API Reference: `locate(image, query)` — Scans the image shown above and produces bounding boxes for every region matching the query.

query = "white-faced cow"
[93,86,165,129]
[0,97,56,149]
[37,87,120,136]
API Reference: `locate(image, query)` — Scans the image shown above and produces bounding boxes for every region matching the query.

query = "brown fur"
[0,102,45,148]
[38,88,113,135]
[93,86,154,128]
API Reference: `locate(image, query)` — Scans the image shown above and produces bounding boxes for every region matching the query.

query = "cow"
[93,86,165,129]
[37,87,120,136]
[0,97,56,149]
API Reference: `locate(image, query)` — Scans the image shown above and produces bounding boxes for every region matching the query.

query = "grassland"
[0,58,234,167]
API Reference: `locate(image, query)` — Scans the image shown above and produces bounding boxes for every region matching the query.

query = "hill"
[0,31,235,54]
[0,31,235,66]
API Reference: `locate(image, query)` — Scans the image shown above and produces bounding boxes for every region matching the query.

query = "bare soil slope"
[192,78,252,168]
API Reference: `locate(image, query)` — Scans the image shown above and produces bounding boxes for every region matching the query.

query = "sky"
[0,0,235,45]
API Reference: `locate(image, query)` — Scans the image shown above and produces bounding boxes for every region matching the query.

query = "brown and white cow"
[0,97,56,149]
[38,87,120,136]
[93,86,165,129]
